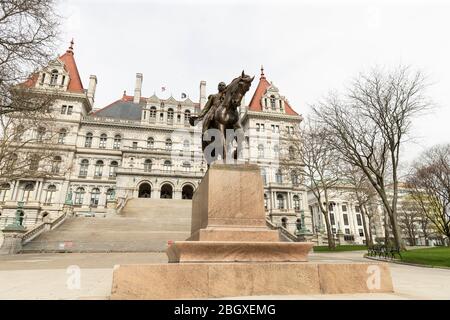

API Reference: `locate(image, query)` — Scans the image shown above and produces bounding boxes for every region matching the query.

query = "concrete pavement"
[0,251,449,299]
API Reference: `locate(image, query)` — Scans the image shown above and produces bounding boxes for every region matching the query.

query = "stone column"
[12,181,19,201]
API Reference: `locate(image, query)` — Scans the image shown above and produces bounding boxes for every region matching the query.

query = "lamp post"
[295,210,310,236]
[4,201,26,232]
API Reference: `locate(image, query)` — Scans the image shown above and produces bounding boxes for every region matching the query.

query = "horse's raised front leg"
[217,122,226,162]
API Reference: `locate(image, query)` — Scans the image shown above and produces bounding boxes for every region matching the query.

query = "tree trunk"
[388,209,405,249]
[384,211,390,244]
[361,205,372,246]
[321,209,335,250]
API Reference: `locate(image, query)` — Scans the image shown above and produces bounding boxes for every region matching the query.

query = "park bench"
[367,245,402,260]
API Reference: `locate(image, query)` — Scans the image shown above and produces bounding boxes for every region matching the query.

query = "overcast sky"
[57,0,450,166]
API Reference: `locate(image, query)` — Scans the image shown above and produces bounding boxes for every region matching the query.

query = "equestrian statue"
[189,71,254,164]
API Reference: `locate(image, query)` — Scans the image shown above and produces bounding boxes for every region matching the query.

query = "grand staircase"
[21,199,192,253]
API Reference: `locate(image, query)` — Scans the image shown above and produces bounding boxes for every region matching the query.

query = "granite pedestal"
[111,163,393,299]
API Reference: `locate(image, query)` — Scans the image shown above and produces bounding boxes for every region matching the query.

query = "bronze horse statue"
[191,71,254,164]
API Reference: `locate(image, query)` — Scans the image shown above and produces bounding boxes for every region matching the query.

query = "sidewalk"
[0,251,449,299]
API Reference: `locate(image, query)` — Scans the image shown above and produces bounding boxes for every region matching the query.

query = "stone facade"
[0,46,309,235]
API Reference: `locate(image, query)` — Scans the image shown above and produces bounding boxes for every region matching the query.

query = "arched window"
[258,144,264,158]
[273,144,279,158]
[182,162,191,172]
[45,185,57,204]
[147,137,154,149]
[281,217,288,228]
[36,127,46,142]
[106,188,115,201]
[50,70,58,86]
[277,194,285,209]
[144,159,152,172]
[94,160,104,177]
[167,108,174,122]
[0,183,11,202]
[150,106,157,119]
[184,110,191,123]
[52,156,62,174]
[270,95,276,110]
[109,161,118,178]
[22,183,35,202]
[9,153,18,167]
[289,146,295,160]
[14,125,24,141]
[40,73,46,85]
[182,185,194,200]
[264,193,268,210]
[113,135,121,150]
[99,134,107,148]
[293,195,300,211]
[58,129,67,144]
[183,139,190,150]
[85,132,93,147]
[275,169,283,184]
[291,171,299,186]
[90,188,100,206]
[163,160,172,171]
[261,168,267,184]
[79,159,89,177]
[29,154,39,171]
[74,187,85,205]
[165,139,172,151]
[160,183,173,199]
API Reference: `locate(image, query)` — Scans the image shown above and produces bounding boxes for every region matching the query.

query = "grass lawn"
[313,245,368,252]
[399,247,450,268]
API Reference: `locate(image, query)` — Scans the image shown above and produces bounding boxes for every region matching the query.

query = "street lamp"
[4,201,26,232]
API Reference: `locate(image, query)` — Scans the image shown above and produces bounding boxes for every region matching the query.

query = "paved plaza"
[0,251,449,300]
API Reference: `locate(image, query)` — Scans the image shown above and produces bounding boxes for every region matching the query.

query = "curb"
[364,255,450,270]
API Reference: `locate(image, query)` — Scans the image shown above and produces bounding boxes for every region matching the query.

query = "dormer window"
[149,106,156,119]
[50,70,58,86]
[167,108,174,122]
[270,95,276,110]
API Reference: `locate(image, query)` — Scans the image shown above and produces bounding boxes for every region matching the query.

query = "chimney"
[199,80,207,109]
[134,73,143,104]
[87,75,97,106]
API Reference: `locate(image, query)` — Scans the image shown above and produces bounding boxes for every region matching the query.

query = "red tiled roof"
[22,73,39,88]
[248,68,299,116]
[59,48,84,93]
[21,42,84,93]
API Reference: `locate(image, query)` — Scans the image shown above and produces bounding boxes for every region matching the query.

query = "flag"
[161,86,166,92]
[181,93,187,99]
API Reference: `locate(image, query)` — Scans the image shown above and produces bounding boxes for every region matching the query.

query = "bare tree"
[281,119,341,249]
[407,144,450,245]
[0,0,60,115]
[312,66,431,250]
[341,164,377,246]
[398,200,420,246]
[0,90,68,181]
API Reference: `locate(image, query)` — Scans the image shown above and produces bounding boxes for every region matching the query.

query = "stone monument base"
[111,262,393,300]
[167,241,313,263]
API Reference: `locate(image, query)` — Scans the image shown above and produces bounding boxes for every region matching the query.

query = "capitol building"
[0,43,311,235]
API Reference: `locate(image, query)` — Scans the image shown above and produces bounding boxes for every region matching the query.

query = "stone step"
[21,198,193,253]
